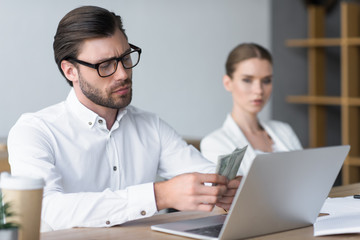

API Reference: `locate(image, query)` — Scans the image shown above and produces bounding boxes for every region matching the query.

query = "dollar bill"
[216,146,247,180]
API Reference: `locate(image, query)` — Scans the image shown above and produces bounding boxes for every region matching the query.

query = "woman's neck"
[231,108,273,152]
[231,109,261,134]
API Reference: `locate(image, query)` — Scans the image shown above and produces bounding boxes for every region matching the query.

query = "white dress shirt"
[200,114,302,175]
[8,89,215,230]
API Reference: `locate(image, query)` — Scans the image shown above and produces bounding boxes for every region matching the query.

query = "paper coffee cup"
[0,172,44,240]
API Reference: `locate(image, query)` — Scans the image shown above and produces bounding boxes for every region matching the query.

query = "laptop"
[151,145,350,240]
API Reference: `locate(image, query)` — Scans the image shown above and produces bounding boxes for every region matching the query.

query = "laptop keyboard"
[185,224,223,237]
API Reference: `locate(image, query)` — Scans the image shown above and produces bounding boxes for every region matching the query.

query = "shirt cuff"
[127,182,157,221]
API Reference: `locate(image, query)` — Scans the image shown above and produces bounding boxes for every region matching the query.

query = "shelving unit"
[285,2,360,185]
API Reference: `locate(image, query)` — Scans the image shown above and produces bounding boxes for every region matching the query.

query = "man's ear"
[222,74,233,92]
[61,60,79,83]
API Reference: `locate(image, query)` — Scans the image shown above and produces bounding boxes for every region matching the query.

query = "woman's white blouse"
[200,114,302,175]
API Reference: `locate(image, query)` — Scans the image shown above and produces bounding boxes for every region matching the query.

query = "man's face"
[74,29,132,110]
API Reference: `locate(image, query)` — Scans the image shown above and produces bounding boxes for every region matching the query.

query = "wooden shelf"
[287,96,341,105]
[286,38,341,47]
[287,96,360,106]
[345,157,360,167]
[285,2,360,185]
[286,37,360,47]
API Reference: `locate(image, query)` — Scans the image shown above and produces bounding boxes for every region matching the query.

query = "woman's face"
[223,58,273,115]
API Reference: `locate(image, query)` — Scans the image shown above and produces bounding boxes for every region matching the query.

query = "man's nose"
[113,62,129,81]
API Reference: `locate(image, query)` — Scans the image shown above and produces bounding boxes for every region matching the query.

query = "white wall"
[0,0,271,139]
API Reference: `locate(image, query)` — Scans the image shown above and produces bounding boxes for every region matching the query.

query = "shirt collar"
[65,89,128,129]
[66,89,98,128]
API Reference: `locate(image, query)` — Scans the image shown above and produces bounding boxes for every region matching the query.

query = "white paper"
[314,213,360,236]
[314,196,360,236]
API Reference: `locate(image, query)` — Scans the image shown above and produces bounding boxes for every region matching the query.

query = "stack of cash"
[216,146,247,180]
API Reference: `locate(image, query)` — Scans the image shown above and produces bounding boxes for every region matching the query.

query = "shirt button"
[106,220,110,225]
[98,119,103,124]
[141,210,146,216]
[113,166,117,171]
[88,122,92,125]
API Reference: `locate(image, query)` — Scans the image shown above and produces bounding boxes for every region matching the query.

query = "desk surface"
[41,183,360,240]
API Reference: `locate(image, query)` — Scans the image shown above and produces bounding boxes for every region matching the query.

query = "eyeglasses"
[68,44,142,78]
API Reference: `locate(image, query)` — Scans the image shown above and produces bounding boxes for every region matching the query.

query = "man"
[8,6,240,230]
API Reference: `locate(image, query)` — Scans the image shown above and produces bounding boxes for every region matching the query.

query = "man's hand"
[154,173,228,212]
[216,176,242,211]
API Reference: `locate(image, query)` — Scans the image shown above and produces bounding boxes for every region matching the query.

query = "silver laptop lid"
[220,145,350,239]
[151,145,350,240]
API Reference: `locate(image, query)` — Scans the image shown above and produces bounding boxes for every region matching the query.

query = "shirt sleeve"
[7,116,158,230]
[200,131,237,165]
[200,136,222,164]
[156,119,216,180]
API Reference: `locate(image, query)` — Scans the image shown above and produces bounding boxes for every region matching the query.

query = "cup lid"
[0,172,45,190]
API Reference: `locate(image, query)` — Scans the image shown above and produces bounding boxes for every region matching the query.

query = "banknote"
[216,146,247,180]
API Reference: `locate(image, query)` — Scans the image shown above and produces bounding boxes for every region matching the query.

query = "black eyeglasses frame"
[67,43,142,78]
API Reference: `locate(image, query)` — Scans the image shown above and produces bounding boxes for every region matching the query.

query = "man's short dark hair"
[53,6,127,86]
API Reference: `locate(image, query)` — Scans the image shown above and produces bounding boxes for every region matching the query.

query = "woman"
[200,43,302,175]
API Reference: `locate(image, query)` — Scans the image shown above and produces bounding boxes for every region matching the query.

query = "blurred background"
[1,0,355,184]
[0,0,347,144]
[0,0,271,140]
